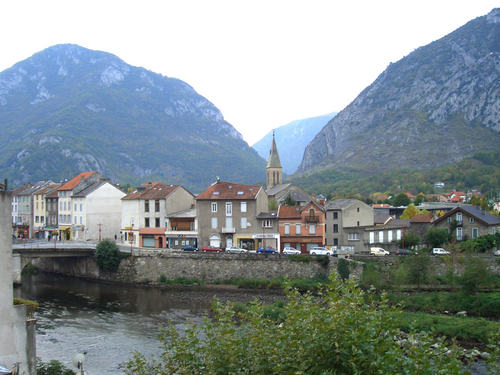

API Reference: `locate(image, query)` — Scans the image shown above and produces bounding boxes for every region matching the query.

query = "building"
[409,212,434,241]
[121,182,195,248]
[432,205,500,240]
[58,172,125,241]
[165,207,198,249]
[11,184,32,237]
[32,184,60,239]
[366,218,411,251]
[278,201,326,252]
[196,180,272,250]
[266,131,283,189]
[15,181,53,239]
[45,185,60,240]
[325,199,374,253]
[1,186,36,374]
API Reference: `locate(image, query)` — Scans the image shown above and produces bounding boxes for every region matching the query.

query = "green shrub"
[459,256,491,294]
[94,239,124,272]
[360,263,386,291]
[159,274,167,283]
[287,254,311,263]
[22,263,39,275]
[36,358,75,375]
[125,276,469,374]
[337,258,350,281]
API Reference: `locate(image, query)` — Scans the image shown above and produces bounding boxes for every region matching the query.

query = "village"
[10,135,500,256]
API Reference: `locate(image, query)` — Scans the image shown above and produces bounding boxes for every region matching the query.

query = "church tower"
[266,131,283,189]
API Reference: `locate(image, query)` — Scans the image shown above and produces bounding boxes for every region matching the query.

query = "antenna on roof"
[216,176,220,183]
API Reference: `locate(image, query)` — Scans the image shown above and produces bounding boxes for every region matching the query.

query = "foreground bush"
[36,358,75,375]
[125,275,480,375]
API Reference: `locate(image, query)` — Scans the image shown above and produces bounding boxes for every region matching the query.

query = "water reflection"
[16,273,281,375]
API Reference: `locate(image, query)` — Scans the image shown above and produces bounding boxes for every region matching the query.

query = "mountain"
[252,112,336,174]
[298,8,500,177]
[0,44,265,192]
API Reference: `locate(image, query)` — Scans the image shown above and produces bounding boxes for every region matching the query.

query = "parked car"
[432,247,450,255]
[181,245,198,252]
[202,246,223,253]
[370,247,389,256]
[283,246,301,255]
[395,249,412,256]
[257,247,278,254]
[309,246,332,256]
[494,249,500,257]
[226,246,247,254]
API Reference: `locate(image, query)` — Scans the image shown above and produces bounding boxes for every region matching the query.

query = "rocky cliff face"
[0,44,265,191]
[298,9,500,175]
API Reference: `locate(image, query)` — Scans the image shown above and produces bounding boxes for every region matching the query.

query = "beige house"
[196,180,269,250]
[121,182,195,248]
[433,205,500,240]
[33,184,60,239]
[325,199,374,253]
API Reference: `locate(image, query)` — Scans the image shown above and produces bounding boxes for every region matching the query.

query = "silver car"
[226,246,248,254]
[283,246,301,255]
[309,246,332,256]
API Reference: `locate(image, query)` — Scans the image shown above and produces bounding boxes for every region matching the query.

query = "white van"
[370,247,389,256]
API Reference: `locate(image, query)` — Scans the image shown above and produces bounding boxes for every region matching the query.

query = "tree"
[337,258,350,281]
[125,276,466,374]
[400,204,419,219]
[413,192,425,206]
[268,197,278,211]
[401,230,420,248]
[392,192,410,207]
[425,227,449,248]
[94,239,123,272]
[37,359,76,375]
[459,256,491,294]
[283,193,297,206]
[406,254,430,288]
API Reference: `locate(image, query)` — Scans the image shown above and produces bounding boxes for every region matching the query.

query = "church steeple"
[266,131,283,188]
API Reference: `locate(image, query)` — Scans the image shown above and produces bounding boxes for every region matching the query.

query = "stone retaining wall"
[33,253,364,284]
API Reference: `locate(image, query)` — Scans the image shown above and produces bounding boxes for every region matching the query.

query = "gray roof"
[256,211,278,219]
[18,180,53,196]
[459,205,500,225]
[374,214,392,225]
[72,181,108,197]
[417,202,464,211]
[266,133,282,169]
[266,183,291,196]
[277,189,311,204]
[326,198,358,210]
[167,207,196,218]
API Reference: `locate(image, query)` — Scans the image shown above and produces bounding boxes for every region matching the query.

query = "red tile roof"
[196,181,262,200]
[122,182,180,200]
[410,213,433,223]
[58,172,97,191]
[278,205,302,218]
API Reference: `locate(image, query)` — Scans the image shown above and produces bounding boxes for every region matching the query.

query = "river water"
[15,273,282,375]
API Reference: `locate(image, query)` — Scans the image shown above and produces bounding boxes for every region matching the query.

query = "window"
[369,232,375,244]
[145,218,150,227]
[155,218,160,228]
[309,224,316,234]
[469,217,474,223]
[79,216,82,225]
[378,231,384,243]
[456,227,462,241]
[241,202,247,213]
[472,227,479,239]
[333,224,338,233]
[226,202,232,216]
[447,217,451,223]
[456,212,462,222]
[80,203,83,211]
[63,202,67,210]
[263,220,272,228]
[74,216,77,224]
[333,238,338,245]
[348,233,359,241]
[388,230,393,242]
[155,200,160,212]
[35,216,39,223]
[284,224,290,234]
[211,202,217,212]
[225,217,233,229]
[296,224,301,234]
[41,216,44,223]
[74,203,77,211]
[241,217,247,229]
[396,230,401,241]
[145,201,149,212]
[357,207,360,212]
[211,217,218,229]
[357,221,360,226]
[333,212,338,220]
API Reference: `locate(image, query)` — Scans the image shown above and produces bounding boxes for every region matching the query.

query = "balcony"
[305,215,319,223]
[221,227,236,233]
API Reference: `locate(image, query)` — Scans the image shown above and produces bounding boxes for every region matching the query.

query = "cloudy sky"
[1,1,497,145]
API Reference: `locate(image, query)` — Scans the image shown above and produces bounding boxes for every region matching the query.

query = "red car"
[202,246,222,253]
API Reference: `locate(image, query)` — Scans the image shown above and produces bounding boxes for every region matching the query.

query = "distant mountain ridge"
[298,9,500,176]
[252,112,336,174]
[0,44,265,192]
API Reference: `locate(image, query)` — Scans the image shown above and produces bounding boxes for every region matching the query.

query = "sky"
[1,1,498,145]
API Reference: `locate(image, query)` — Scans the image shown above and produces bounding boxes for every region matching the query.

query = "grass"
[395,311,500,344]
[389,292,500,319]
[224,274,330,292]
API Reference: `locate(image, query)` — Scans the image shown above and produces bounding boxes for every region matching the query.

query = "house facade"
[165,208,198,248]
[45,186,60,240]
[366,219,410,251]
[325,199,374,253]
[121,182,195,248]
[278,201,326,253]
[432,205,500,241]
[196,180,269,250]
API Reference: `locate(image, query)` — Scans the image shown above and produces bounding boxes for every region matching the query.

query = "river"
[15,273,283,375]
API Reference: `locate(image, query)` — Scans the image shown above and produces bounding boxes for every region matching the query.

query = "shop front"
[139,228,166,248]
[167,234,197,249]
[251,233,280,251]
[58,225,71,240]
